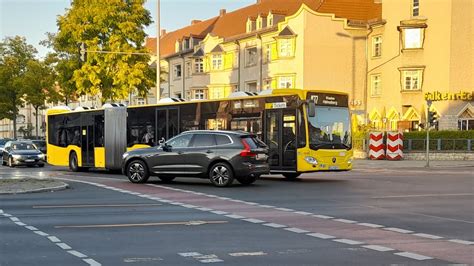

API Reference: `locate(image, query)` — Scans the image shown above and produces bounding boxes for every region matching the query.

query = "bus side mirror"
[308,102,316,117]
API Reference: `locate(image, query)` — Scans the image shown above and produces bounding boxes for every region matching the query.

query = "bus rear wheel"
[283,173,301,180]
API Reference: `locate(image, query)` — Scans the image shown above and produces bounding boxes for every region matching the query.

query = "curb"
[0,183,69,195]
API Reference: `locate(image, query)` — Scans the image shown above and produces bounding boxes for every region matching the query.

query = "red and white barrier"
[368,132,385,160]
[386,131,403,160]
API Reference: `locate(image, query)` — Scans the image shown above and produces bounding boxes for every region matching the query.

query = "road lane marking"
[258,205,275,208]
[312,214,334,219]
[243,218,265,223]
[48,236,61,243]
[371,193,474,199]
[57,243,72,250]
[34,230,49,236]
[362,245,394,252]
[15,222,26,226]
[448,239,474,245]
[211,210,228,215]
[33,203,162,208]
[228,251,266,257]
[9,217,19,222]
[68,250,88,258]
[394,252,433,260]
[333,219,357,224]
[333,239,364,245]
[383,227,413,234]
[293,211,312,215]
[275,207,294,211]
[357,223,384,228]
[225,214,245,219]
[413,233,443,239]
[307,233,335,239]
[284,227,310,233]
[83,258,102,266]
[178,252,202,257]
[196,207,213,211]
[55,220,228,228]
[25,225,38,231]
[263,223,286,228]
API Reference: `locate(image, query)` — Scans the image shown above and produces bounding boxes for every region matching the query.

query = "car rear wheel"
[158,176,175,183]
[283,173,301,180]
[127,160,150,183]
[236,175,258,185]
[69,152,81,172]
[209,162,234,187]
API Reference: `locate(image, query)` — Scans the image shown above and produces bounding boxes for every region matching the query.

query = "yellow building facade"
[148,0,473,131]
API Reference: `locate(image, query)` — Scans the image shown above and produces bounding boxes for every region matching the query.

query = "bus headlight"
[348,159,352,164]
[38,154,45,159]
[122,152,129,159]
[304,156,318,165]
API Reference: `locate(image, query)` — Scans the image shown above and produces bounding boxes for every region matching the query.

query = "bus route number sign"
[271,102,287,109]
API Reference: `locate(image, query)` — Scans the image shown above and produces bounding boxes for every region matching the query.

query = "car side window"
[215,134,232,145]
[167,134,192,148]
[191,134,216,147]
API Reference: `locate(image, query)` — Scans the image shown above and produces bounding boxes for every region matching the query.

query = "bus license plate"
[25,159,35,162]
[256,154,266,160]
[329,166,339,170]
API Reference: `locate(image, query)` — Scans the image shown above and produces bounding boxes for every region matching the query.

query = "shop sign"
[424,91,473,101]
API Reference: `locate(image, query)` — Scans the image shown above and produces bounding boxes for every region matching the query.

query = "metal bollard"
[437,139,441,151]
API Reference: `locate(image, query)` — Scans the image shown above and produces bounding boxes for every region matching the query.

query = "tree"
[52,0,155,103]
[0,36,37,139]
[22,59,56,138]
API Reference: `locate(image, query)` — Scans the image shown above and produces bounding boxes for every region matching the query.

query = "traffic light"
[428,110,438,127]
[78,42,87,62]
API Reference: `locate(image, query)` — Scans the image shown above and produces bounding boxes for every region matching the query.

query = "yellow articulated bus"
[46,89,352,179]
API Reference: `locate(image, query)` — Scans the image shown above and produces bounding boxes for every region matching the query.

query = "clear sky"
[0,0,255,59]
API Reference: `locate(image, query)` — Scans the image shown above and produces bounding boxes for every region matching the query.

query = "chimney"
[160,29,167,36]
[191,20,202,25]
[219,9,226,16]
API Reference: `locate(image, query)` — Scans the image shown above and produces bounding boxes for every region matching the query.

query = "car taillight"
[240,139,256,157]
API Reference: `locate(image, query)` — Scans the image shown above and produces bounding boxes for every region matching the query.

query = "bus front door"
[264,109,297,171]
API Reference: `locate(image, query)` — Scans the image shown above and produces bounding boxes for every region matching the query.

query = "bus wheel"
[283,173,301,180]
[127,160,150,183]
[158,176,175,183]
[236,175,258,185]
[69,152,81,172]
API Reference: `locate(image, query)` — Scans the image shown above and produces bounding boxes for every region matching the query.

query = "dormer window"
[256,15,266,30]
[246,18,255,33]
[267,13,273,27]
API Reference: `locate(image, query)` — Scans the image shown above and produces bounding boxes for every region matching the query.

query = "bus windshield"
[307,107,351,150]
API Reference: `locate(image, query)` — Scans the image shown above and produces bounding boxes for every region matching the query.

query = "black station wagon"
[122,130,270,187]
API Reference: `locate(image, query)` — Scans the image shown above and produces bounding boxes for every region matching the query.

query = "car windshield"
[32,141,45,148]
[0,139,9,146]
[12,143,37,150]
[307,107,351,150]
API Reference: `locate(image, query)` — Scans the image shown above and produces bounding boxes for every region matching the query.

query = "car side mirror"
[162,143,172,152]
[308,101,316,117]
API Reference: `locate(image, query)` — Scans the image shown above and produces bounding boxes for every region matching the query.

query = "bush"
[403,130,474,140]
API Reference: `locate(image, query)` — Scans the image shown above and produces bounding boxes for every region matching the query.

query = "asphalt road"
[1,164,473,265]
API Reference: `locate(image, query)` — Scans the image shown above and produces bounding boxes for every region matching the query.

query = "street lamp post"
[156,0,161,101]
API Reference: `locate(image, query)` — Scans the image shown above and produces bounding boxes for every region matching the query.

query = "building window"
[194,58,203,73]
[279,38,293,57]
[401,69,423,91]
[185,61,191,77]
[268,17,273,27]
[173,64,182,79]
[263,78,272,90]
[264,43,272,64]
[246,82,258,92]
[412,0,419,16]
[278,76,293,89]
[211,88,224,99]
[371,74,382,96]
[458,119,474,130]
[211,54,223,70]
[192,89,207,100]
[137,98,145,105]
[245,47,257,67]
[372,36,382,57]
[403,28,424,49]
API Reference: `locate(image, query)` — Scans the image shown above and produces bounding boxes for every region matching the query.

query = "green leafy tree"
[22,59,57,138]
[0,36,37,139]
[52,0,155,103]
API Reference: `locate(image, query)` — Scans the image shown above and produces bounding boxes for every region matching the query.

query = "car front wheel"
[127,160,150,183]
[209,162,234,187]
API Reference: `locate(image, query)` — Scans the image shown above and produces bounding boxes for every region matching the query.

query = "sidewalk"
[354,159,474,169]
[0,178,68,195]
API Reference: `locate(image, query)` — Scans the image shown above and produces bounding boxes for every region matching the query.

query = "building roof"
[146,0,382,57]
